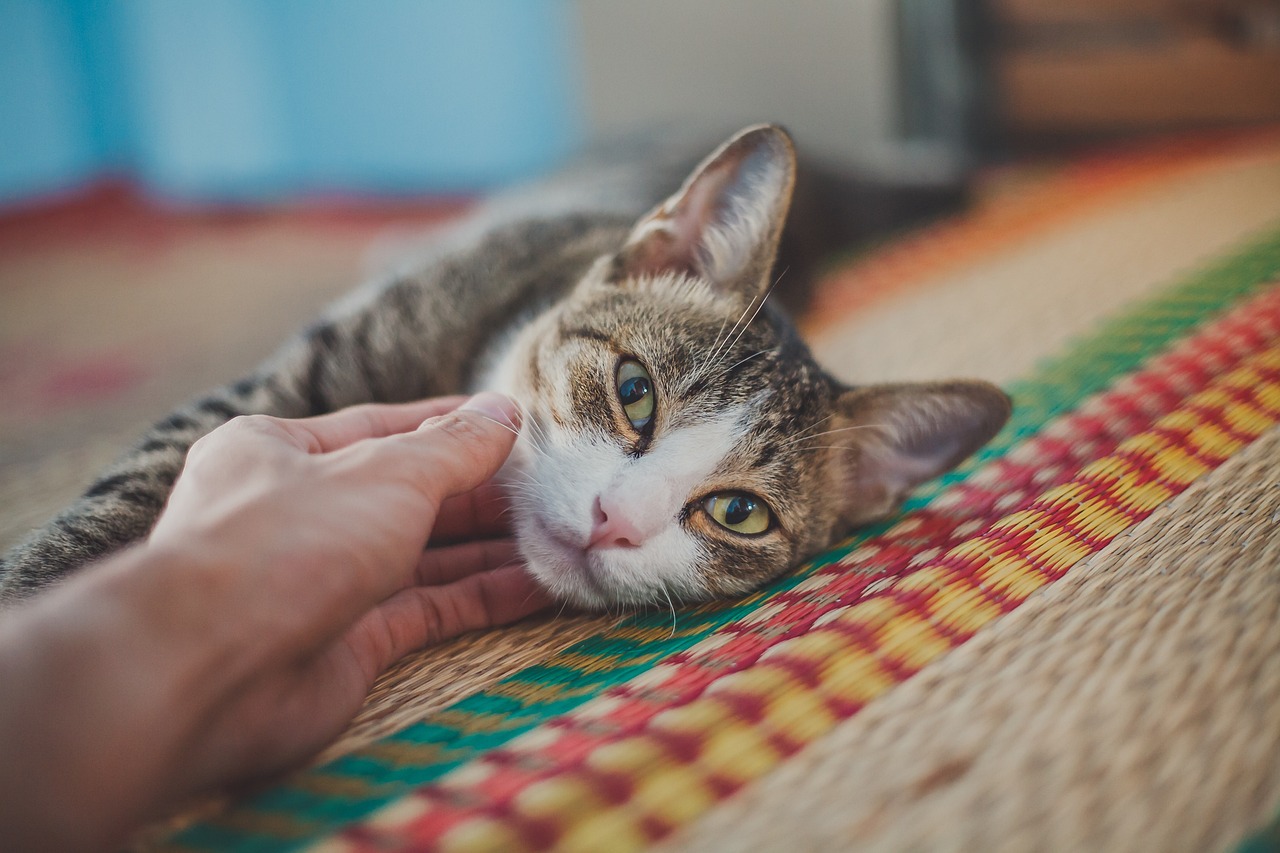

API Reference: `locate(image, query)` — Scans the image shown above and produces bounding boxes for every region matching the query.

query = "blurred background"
[3,0,1279,206]
[4,7,1280,848]
[1,0,1280,545]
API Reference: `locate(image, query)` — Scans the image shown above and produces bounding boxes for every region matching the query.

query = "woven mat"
[123,130,1280,853]
[4,135,1280,852]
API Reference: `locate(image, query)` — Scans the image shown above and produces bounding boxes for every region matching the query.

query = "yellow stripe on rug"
[324,336,1280,853]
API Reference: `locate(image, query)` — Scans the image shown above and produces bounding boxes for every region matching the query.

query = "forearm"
[0,394,528,852]
[0,545,241,853]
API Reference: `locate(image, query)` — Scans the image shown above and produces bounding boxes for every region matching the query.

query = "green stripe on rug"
[168,222,1280,853]
[1238,813,1280,853]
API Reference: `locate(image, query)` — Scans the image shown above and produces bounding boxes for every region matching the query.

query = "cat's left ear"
[828,381,1012,526]
[616,124,796,302]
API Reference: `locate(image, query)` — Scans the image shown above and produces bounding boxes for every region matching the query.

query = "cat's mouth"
[523,512,613,603]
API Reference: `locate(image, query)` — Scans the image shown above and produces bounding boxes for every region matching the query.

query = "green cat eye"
[704,492,771,536]
[616,358,656,430]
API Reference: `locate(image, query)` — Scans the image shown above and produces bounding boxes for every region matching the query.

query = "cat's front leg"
[0,357,339,602]
[0,282,444,603]
[0,387,259,600]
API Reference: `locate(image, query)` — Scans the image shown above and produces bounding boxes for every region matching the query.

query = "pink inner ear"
[623,224,694,278]
[860,438,963,509]
[679,157,738,238]
[833,381,1012,526]
[624,152,746,279]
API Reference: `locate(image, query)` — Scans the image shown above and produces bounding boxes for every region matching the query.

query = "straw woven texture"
[4,133,1280,853]
[665,425,1280,852]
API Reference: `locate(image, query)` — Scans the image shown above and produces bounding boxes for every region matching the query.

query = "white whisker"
[718,266,786,365]
[476,414,521,438]
[719,348,769,378]
[706,313,733,369]
[790,413,834,438]
[706,290,760,367]
[783,423,887,447]
[658,580,678,638]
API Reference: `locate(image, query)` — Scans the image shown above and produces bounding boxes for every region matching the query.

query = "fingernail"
[460,392,522,428]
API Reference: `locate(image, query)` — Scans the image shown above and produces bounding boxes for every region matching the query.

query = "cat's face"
[487,126,1010,608]
[493,270,840,608]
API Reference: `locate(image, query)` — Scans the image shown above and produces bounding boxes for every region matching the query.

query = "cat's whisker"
[504,406,554,465]
[519,583,544,610]
[706,288,761,367]
[718,348,769,378]
[476,414,521,439]
[718,266,787,364]
[515,432,552,462]
[521,408,555,453]
[509,400,541,443]
[782,423,888,447]
[658,581,678,638]
[713,308,754,366]
[495,482,542,506]
[720,291,760,352]
[783,413,836,445]
[713,314,733,356]
[706,313,733,369]
[531,424,554,454]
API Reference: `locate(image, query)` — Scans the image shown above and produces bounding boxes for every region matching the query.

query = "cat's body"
[0,126,1009,607]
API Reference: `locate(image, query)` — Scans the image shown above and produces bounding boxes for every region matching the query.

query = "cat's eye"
[616,358,656,431]
[704,492,772,536]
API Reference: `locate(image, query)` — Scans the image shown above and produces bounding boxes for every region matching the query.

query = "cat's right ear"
[827,381,1012,526]
[614,124,796,303]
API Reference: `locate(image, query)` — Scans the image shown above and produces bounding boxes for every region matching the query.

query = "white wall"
[573,0,903,168]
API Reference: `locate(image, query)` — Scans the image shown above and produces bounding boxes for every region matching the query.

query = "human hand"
[147,392,551,787]
[0,393,552,852]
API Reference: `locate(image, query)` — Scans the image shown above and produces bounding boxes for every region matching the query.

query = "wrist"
[0,545,242,851]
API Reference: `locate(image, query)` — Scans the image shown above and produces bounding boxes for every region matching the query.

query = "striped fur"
[0,126,1004,606]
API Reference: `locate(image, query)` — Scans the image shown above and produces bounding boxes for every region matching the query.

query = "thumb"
[387,392,522,505]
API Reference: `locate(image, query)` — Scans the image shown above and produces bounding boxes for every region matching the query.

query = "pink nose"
[588,495,646,549]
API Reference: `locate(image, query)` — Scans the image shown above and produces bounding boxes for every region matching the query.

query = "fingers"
[430,482,513,543]
[355,566,553,674]
[414,538,520,586]
[285,396,469,453]
[379,393,523,505]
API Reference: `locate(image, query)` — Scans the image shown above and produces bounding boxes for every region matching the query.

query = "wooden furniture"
[991,0,1280,137]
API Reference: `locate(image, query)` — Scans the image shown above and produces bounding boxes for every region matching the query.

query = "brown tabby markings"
[0,125,1008,610]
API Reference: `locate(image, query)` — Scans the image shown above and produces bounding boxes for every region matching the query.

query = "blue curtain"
[0,0,581,204]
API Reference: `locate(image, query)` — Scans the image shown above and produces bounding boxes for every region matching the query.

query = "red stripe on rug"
[329,284,1280,851]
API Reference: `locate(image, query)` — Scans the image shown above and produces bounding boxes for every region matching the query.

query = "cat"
[0,125,1010,609]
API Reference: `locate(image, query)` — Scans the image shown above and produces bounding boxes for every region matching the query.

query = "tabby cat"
[0,125,1010,608]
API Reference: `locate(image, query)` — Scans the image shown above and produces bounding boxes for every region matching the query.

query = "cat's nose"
[588,495,646,549]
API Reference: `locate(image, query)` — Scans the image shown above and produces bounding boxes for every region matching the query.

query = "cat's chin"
[524,548,616,610]
[519,517,617,610]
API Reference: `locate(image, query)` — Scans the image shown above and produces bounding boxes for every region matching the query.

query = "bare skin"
[0,392,551,853]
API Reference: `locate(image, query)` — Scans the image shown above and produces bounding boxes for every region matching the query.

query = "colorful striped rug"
[121,130,1280,851]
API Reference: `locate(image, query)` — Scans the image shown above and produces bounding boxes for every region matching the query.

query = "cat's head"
[492,125,1010,609]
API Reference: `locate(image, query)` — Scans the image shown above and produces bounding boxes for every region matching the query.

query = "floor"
[0,183,465,551]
